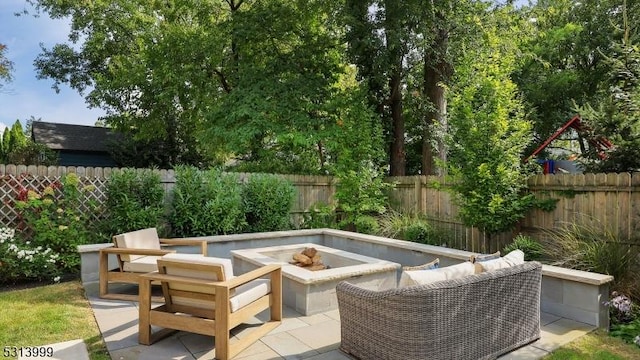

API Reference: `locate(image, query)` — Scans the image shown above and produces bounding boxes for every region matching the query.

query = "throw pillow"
[469,251,501,264]
[475,249,525,273]
[399,261,475,287]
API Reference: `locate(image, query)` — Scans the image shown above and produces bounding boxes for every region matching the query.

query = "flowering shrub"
[0,227,62,284]
[15,173,97,272]
[606,292,640,347]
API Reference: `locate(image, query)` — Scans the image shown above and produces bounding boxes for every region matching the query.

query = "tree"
[0,120,57,165]
[446,5,536,241]
[0,43,13,92]
[578,0,640,172]
[514,0,640,159]
[28,0,378,174]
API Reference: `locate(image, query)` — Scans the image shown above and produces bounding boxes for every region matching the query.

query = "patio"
[80,285,596,360]
[75,229,610,359]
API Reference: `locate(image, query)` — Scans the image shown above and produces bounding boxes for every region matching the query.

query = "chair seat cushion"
[170,279,271,313]
[230,279,271,313]
[123,255,161,273]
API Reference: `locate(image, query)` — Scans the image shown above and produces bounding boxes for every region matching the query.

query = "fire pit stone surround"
[232,243,400,315]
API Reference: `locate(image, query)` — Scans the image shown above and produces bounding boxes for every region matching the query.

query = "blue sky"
[0,0,106,132]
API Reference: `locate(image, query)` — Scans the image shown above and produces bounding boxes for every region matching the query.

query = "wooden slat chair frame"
[99,228,209,302]
[138,258,282,360]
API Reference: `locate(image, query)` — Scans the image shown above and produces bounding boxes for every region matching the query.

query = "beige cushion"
[169,278,271,313]
[475,250,525,273]
[114,228,161,262]
[123,255,161,273]
[230,279,271,312]
[161,254,272,312]
[402,258,439,271]
[162,253,235,279]
[399,261,475,287]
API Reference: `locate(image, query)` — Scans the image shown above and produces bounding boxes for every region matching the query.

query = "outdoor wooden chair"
[99,227,209,301]
[138,253,282,360]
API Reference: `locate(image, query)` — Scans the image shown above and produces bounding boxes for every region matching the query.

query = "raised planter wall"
[78,229,613,328]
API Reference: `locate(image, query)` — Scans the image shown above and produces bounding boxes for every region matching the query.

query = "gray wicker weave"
[336,261,542,360]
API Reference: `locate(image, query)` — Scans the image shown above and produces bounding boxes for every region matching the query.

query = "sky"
[0,0,106,133]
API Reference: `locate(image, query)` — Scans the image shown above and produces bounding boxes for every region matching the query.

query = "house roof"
[31,121,122,152]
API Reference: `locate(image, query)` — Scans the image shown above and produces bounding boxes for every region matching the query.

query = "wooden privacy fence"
[2,164,639,253]
[387,173,640,252]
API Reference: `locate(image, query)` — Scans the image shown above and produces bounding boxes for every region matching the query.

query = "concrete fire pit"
[232,243,400,315]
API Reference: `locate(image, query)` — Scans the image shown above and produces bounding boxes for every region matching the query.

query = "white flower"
[53,276,61,283]
[25,241,30,245]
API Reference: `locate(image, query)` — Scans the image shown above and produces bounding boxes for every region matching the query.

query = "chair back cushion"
[157,254,233,311]
[113,228,161,262]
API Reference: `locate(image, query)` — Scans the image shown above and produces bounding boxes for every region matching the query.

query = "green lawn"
[543,329,640,360]
[0,281,109,360]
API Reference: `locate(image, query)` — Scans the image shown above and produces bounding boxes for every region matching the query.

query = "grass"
[543,329,640,360]
[0,281,110,360]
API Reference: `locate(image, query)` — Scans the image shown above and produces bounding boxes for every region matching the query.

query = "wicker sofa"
[336,261,542,360]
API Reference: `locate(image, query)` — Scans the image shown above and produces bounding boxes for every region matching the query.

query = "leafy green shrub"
[333,167,390,231]
[170,166,246,236]
[299,202,338,229]
[15,173,97,272]
[243,174,295,232]
[404,222,435,244]
[353,215,379,235]
[102,169,165,237]
[0,227,63,284]
[503,234,544,261]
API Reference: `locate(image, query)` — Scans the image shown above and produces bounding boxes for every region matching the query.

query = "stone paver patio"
[86,288,596,360]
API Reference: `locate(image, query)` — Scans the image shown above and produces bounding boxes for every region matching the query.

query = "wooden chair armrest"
[139,264,281,290]
[100,248,176,256]
[139,272,222,286]
[159,238,208,256]
[222,264,282,290]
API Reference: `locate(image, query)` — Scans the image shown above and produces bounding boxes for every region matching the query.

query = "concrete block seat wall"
[78,228,614,328]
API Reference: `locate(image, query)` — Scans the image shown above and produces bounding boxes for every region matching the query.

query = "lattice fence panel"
[0,173,109,229]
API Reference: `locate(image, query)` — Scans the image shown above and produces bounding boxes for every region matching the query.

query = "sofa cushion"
[399,261,475,286]
[114,228,161,262]
[402,258,439,271]
[475,250,525,273]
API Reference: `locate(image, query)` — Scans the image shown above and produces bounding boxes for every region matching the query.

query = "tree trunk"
[422,25,450,176]
[389,71,406,176]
